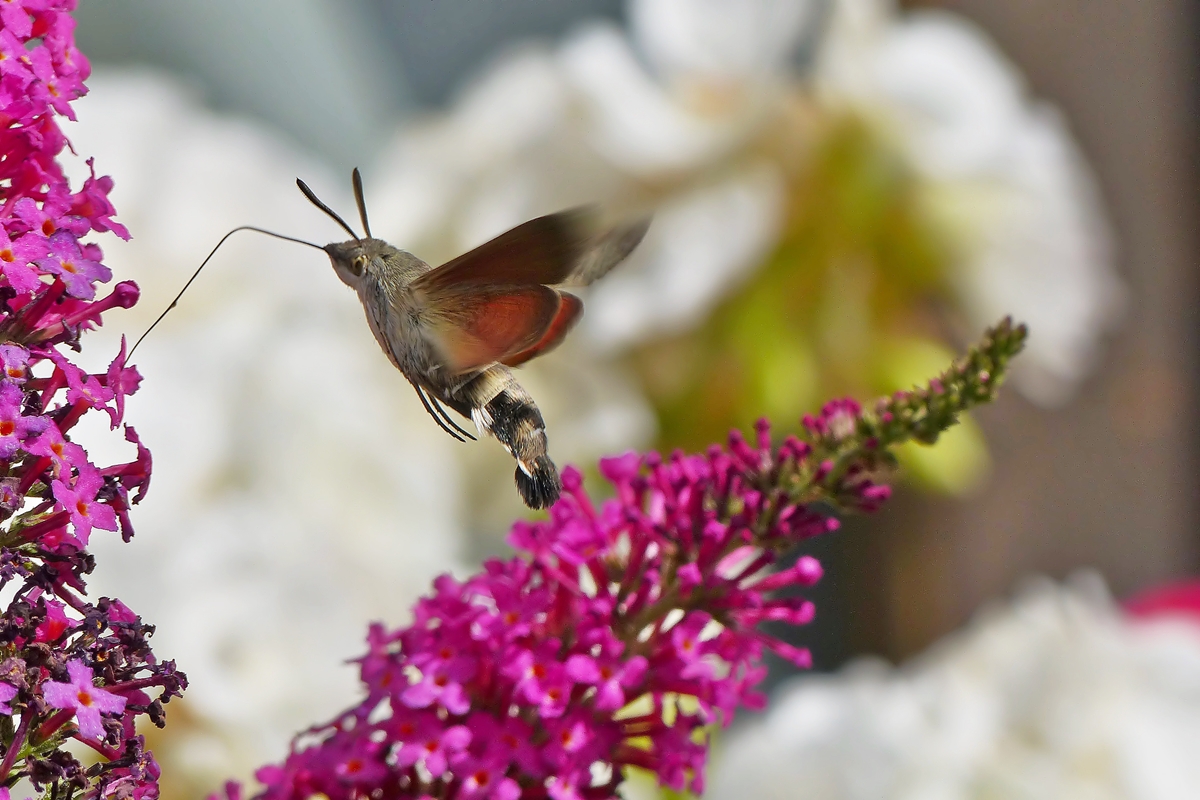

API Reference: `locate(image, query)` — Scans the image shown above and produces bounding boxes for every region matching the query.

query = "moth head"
[323,238,403,288]
[300,167,382,288]
[323,240,372,287]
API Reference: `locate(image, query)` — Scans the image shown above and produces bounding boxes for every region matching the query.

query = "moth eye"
[350,255,368,276]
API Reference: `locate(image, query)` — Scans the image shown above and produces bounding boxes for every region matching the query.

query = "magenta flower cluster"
[0,2,184,799]
[238,317,1025,800]
[248,413,887,800]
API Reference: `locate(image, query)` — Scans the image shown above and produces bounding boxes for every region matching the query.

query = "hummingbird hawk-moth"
[135,169,650,509]
[306,171,649,509]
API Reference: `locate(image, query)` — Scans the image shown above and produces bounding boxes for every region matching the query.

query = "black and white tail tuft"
[450,369,563,509]
[515,455,561,509]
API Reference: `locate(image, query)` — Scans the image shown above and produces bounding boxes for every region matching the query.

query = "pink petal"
[393,743,422,769]
[42,680,76,709]
[594,681,625,712]
[74,705,104,740]
[88,684,127,715]
[565,654,599,683]
[399,681,436,709]
[495,778,521,800]
[86,502,118,533]
[424,748,447,777]
[66,662,93,690]
[441,725,471,751]
[440,682,470,715]
[621,656,648,686]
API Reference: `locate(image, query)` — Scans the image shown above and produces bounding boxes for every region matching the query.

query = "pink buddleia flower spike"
[0,3,185,799]
[232,322,1026,800]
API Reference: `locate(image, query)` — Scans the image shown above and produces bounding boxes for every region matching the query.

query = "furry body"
[325,239,561,507]
[305,170,649,509]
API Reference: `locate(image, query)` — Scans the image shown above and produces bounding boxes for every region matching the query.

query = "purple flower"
[461,714,542,776]
[11,196,87,239]
[41,230,112,300]
[52,464,118,545]
[0,0,35,39]
[237,319,1028,800]
[0,344,30,383]
[43,660,127,741]
[393,718,471,778]
[103,336,141,428]
[34,598,74,643]
[49,348,116,410]
[26,44,81,119]
[503,641,574,718]
[0,12,182,790]
[104,598,140,625]
[25,423,88,479]
[69,159,130,240]
[399,664,471,715]
[0,29,34,84]
[456,757,520,800]
[0,228,45,294]
[0,682,16,715]
[247,435,843,798]
[0,381,48,458]
[567,648,648,712]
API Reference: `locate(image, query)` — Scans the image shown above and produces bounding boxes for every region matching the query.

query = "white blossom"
[370,0,816,352]
[707,575,1200,800]
[372,0,1120,406]
[816,0,1123,404]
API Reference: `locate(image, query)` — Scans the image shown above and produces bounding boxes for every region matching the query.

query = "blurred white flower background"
[58,0,1195,797]
[704,576,1200,800]
[813,0,1123,406]
[371,0,1121,405]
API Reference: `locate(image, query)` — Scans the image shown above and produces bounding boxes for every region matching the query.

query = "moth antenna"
[296,178,360,241]
[129,225,323,359]
[351,167,372,239]
[425,388,477,441]
[412,384,470,443]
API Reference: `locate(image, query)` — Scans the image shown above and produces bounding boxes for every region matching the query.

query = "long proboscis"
[128,226,324,359]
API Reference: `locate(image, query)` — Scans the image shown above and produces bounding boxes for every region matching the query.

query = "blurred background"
[54,0,1198,797]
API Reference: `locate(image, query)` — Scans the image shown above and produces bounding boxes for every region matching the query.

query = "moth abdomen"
[467,375,561,509]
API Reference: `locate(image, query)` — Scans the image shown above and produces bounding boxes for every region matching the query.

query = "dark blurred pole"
[844,0,1200,660]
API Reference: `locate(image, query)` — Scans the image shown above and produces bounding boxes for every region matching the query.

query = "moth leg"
[411,382,470,442]
[425,388,478,441]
